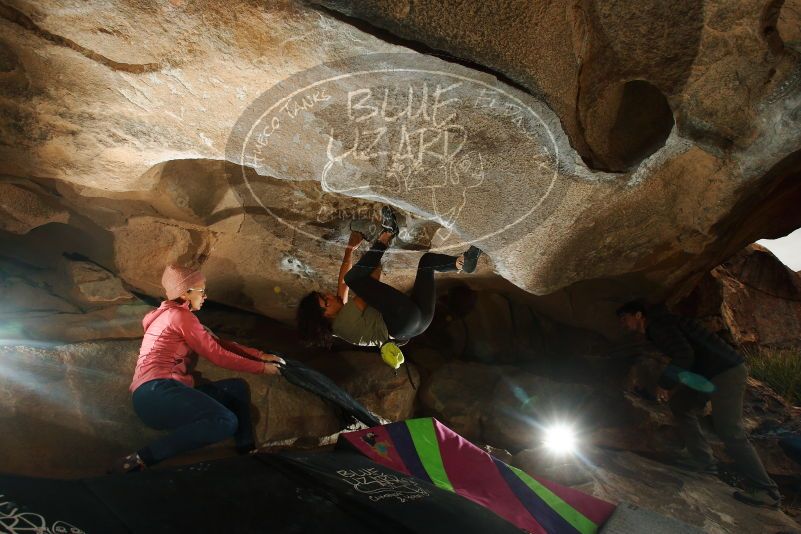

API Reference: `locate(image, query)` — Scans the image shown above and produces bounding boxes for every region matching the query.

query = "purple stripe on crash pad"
[531,474,616,526]
[432,420,547,534]
[386,421,433,484]
[494,459,581,534]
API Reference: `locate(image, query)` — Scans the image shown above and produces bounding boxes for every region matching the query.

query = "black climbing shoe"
[733,488,781,509]
[381,206,399,236]
[461,246,482,274]
[109,452,146,474]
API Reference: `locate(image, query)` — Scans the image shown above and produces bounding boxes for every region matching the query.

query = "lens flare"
[543,424,577,455]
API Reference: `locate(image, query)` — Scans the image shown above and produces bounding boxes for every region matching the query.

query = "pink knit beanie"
[161,264,206,300]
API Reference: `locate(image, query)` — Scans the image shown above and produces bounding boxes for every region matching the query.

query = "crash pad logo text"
[337,467,429,503]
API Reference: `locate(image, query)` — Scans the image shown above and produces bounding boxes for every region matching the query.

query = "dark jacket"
[645,306,743,389]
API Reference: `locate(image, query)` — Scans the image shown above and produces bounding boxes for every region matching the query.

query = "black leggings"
[343,242,458,340]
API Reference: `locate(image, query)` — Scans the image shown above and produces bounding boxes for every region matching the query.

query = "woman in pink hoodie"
[115,264,282,473]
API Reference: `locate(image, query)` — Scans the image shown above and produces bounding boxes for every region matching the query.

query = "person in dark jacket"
[617,300,781,509]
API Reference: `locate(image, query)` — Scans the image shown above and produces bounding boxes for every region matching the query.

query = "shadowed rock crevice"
[0,1,162,73]
[782,9,801,55]
[534,145,801,325]
[0,38,18,73]
[676,148,801,296]
[307,2,541,101]
[313,0,703,173]
[677,244,801,347]
[770,0,801,55]
[0,162,450,324]
[0,0,798,335]
[582,80,675,172]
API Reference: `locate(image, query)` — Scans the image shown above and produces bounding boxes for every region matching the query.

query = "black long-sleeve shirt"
[645,307,743,389]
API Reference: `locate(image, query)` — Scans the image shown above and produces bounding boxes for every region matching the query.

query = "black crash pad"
[1,451,521,534]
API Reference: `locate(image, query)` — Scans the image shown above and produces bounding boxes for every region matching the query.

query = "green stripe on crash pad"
[405,419,455,493]
[508,465,598,534]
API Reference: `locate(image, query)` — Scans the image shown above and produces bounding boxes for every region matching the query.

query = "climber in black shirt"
[617,300,781,509]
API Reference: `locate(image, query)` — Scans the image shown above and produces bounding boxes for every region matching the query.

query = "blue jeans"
[132,378,255,465]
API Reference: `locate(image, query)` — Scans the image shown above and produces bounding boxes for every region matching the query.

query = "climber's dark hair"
[297,291,333,348]
[616,300,648,317]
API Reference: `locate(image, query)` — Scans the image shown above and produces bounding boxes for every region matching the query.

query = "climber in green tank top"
[297,206,482,350]
[330,295,389,347]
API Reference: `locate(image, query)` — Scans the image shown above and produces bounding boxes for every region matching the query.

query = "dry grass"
[744,346,801,406]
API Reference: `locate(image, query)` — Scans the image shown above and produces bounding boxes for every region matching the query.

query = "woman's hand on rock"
[259,352,285,365]
[262,362,281,376]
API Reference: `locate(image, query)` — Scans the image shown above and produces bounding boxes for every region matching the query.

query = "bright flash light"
[543,424,577,455]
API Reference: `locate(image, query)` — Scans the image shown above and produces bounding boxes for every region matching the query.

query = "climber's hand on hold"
[348,231,364,249]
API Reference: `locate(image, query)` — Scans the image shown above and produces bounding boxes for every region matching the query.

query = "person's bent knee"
[219,377,247,388]
[344,268,373,291]
[209,410,239,441]
[418,252,434,267]
[419,252,446,270]
[218,377,249,397]
[343,268,359,287]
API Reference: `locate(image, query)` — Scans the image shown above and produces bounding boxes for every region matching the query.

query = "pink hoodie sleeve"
[218,338,265,360]
[176,311,265,375]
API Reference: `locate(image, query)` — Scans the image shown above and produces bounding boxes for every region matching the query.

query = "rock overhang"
[0,0,799,332]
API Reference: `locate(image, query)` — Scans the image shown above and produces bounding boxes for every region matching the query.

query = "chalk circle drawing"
[0,495,86,534]
[226,53,562,254]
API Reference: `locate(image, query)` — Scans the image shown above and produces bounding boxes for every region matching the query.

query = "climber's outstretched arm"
[337,231,364,303]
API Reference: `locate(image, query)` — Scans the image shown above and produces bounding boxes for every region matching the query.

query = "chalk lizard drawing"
[230,55,561,251]
[321,82,486,238]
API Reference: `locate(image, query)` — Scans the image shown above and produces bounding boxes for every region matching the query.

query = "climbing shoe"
[461,245,482,273]
[380,206,399,236]
[381,342,405,370]
[733,487,781,509]
[350,219,379,242]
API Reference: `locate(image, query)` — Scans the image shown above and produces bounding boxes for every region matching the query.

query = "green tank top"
[331,300,389,347]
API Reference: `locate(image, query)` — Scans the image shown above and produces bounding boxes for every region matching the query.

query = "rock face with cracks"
[0,339,417,478]
[2,2,801,530]
[678,244,801,348]
[514,447,801,533]
[0,0,799,331]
